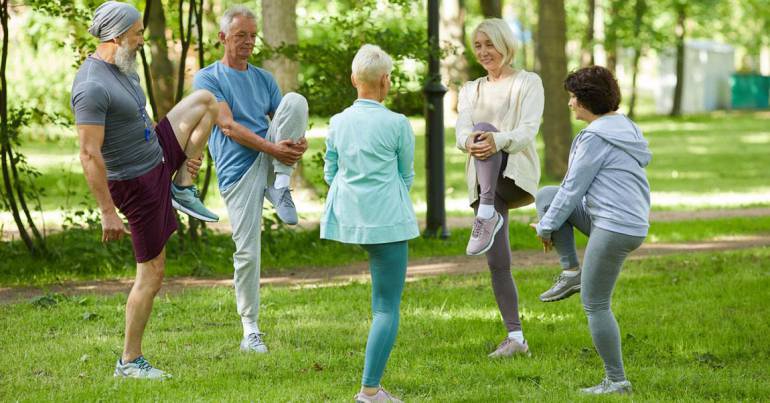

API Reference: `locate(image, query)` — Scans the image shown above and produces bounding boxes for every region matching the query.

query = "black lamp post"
[423,0,449,239]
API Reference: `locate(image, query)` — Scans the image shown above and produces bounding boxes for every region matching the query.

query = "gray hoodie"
[537,114,651,239]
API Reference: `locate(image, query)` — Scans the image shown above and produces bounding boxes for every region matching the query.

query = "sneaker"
[354,388,403,403]
[466,212,503,255]
[240,332,268,353]
[539,270,581,302]
[171,184,219,222]
[265,186,298,225]
[113,356,171,380]
[488,337,530,358]
[580,378,632,395]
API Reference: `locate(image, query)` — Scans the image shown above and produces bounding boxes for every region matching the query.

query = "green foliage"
[251,0,428,116]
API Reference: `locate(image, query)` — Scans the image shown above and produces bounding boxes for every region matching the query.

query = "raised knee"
[535,186,559,211]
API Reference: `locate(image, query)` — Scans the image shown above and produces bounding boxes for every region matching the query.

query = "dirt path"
[2,234,768,304]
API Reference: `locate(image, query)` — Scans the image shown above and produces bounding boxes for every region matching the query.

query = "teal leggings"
[360,241,408,388]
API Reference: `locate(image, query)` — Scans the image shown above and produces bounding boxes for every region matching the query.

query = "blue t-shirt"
[193,62,282,190]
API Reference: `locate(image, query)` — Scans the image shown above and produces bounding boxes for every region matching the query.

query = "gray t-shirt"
[71,56,162,181]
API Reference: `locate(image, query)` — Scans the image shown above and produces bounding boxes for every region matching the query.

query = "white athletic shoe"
[113,356,171,380]
[240,332,268,353]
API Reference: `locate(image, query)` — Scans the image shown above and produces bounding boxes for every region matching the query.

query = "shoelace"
[133,356,153,372]
[279,188,295,207]
[471,218,484,238]
[246,333,265,348]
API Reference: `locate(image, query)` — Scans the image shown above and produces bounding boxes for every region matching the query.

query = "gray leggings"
[472,122,528,333]
[536,186,644,381]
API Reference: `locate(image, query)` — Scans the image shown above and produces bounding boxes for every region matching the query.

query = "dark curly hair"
[564,66,621,115]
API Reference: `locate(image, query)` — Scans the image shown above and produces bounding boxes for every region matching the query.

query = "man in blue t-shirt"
[193,5,308,353]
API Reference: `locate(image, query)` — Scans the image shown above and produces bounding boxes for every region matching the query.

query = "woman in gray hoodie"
[533,66,651,395]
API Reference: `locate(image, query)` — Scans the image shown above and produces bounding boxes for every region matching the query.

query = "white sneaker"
[580,378,632,394]
[354,388,403,402]
[113,356,171,380]
[240,332,268,353]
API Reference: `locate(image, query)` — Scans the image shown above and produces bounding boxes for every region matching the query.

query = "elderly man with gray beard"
[71,1,219,379]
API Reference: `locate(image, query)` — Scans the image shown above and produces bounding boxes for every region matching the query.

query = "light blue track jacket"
[320,99,419,244]
[537,114,652,239]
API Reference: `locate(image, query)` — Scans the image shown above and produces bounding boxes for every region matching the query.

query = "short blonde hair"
[351,44,393,85]
[472,18,517,66]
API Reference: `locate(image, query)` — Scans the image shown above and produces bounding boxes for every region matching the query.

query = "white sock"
[477,203,495,219]
[242,320,259,338]
[274,173,290,189]
[508,330,524,343]
[562,268,580,277]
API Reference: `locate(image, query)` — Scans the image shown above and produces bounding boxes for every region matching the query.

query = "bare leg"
[165,90,219,187]
[122,248,166,362]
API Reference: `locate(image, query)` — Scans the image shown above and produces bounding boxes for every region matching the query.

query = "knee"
[535,186,559,215]
[233,248,259,269]
[282,92,308,113]
[193,89,218,112]
[581,294,611,314]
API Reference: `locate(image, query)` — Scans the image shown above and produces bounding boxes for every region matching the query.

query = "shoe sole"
[171,199,219,222]
[467,213,504,256]
[540,284,581,302]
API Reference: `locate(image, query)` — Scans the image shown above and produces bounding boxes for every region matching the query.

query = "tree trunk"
[537,0,572,179]
[480,0,502,18]
[670,3,686,117]
[440,0,467,114]
[147,0,176,118]
[628,0,646,118]
[581,0,596,66]
[0,0,37,254]
[604,0,619,74]
[261,0,299,93]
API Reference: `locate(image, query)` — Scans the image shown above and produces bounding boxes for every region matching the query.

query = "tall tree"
[627,0,647,118]
[581,0,596,66]
[146,0,176,118]
[262,0,299,93]
[440,0,468,113]
[480,0,502,18]
[537,0,571,179]
[669,0,686,116]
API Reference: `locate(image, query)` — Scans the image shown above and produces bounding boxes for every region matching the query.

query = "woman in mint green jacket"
[321,44,418,403]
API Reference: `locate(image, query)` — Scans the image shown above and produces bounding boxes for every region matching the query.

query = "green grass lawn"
[1,248,768,401]
[14,111,770,211]
[2,215,770,286]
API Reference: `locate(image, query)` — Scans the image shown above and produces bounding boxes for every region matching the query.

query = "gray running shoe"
[488,337,530,358]
[171,183,219,222]
[114,356,171,380]
[580,378,632,395]
[354,388,403,403]
[466,212,503,256]
[539,270,581,302]
[240,332,268,353]
[265,186,298,225]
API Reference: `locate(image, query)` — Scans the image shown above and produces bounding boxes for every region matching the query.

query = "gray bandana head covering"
[88,1,141,42]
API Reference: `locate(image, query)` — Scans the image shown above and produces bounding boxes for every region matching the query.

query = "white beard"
[115,43,138,75]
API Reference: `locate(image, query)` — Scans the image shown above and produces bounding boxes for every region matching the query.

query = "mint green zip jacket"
[320,99,419,244]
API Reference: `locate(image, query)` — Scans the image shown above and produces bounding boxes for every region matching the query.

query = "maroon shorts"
[108,118,187,263]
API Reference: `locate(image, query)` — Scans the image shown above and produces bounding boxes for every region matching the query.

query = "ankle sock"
[477,203,495,219]
[562,268,580,277]
[508,330,524,343]
[274,174,290,189]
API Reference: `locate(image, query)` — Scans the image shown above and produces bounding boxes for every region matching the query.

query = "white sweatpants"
[220,93,308,331]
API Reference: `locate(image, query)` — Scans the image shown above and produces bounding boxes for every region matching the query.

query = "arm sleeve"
[323,122,338,186]
[193,70,226,102]
[536,133,609,239]
[492,74,545,155]
[396,116,416,190]
[267,73,283,115]
[455,82,474,152]
[72,81,109,125]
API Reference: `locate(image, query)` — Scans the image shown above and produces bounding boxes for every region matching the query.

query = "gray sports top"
[71,56,162,181]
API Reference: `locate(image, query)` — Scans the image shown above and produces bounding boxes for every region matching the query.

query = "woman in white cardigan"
[455,18,544,357]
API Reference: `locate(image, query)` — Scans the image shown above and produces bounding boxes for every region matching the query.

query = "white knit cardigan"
[455,70,545,208]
